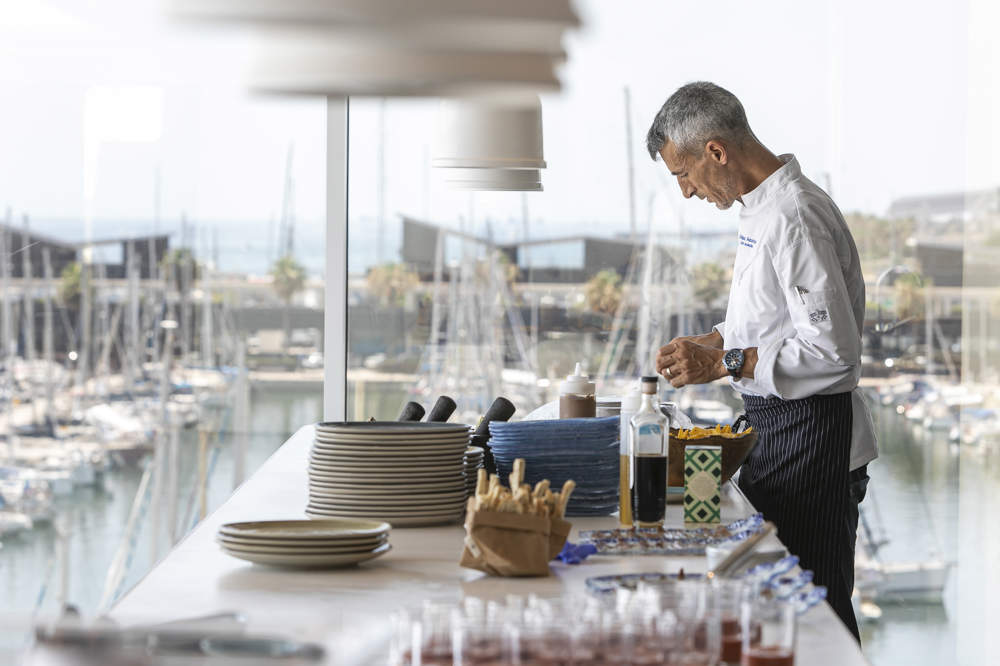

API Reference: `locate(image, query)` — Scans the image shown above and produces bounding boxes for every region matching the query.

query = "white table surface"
[111,425,871,665]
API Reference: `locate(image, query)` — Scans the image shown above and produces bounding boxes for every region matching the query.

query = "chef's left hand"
[656,339,726,388]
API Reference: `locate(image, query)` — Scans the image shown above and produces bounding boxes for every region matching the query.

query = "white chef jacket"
[714,154,877,471]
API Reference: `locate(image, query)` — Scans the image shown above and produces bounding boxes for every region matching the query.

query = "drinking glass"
[740,595,796,666]
[657,579,721,666]
[712,578,751,665]
[417,602,455,665]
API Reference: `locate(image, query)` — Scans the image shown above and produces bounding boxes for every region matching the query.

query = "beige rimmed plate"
[308,460,464,473]
[312,444,469,456]
[221,543,392,568]
[309,445,465,461]
[306,510,462,527]
[306,499,465,511]
[307,462,464,475]
[314,430,471,444]
[217,539,387,555]
[307,496,467,510]
[314,422,469,435]
[307,500,467,512]
[310,451,462,461]
[307,470,463,481]
[218,519,389,540]
[314,438,469,448]
[306,504,465,517]
[307,480,466,494]
[218,534,388,549]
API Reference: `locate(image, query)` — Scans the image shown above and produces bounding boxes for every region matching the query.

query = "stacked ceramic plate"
[217,519,390,568]
[489,416,619,517]
[464,446,485,499]
[308,422,471,526]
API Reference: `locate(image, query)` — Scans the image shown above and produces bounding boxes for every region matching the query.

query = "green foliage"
[58,262,82,305]
[160,248,201,292]
[691,261,730,310]
[584,269,623,316]
[845,213,917,260]
[270,255,307,304]
[366,263,418,307]
[894,272,929,320]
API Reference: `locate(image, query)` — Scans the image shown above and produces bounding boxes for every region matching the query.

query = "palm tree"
[584,269,623,317]
[58,262,83,307]
[894,272,927,322]
[366,263,419,307]
[270,255,307,351]
[691,261,729,311]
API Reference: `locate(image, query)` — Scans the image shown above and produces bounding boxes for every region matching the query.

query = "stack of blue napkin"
[489,416,619,517]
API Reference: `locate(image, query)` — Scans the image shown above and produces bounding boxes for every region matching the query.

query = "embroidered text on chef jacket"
[714,154,878,471]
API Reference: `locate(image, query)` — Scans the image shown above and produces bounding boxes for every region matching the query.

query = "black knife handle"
[473,397,516,439]
[426,395,457,422]
[397,401,425,422]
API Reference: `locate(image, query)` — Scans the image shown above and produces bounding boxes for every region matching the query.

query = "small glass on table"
[740,594,796,666]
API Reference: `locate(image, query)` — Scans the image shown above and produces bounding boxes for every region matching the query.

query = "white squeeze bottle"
[619,384,642,526]
[558,363,596,419]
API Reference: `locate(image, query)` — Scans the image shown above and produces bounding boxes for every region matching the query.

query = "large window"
[344,2,1000,663]
[1,1,325,620]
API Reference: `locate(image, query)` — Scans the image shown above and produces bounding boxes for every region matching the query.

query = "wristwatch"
[722,348,745,380]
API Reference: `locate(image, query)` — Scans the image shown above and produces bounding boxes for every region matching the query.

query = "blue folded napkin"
[556,541,598,564]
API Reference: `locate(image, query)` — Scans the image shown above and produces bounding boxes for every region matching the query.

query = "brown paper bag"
[548,517,573,560]
[460,498,552,577]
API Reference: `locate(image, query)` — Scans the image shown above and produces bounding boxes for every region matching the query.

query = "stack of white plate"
[308,422,471,526]
[464,446,485,500]
[217,519,390,568]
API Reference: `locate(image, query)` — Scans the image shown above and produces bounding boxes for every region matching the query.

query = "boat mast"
[42,248,55,422]
[1,215,14,458]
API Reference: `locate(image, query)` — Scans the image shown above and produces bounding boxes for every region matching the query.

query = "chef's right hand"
[654,330,723,375]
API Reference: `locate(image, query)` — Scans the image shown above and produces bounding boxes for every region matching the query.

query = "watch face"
[724,349,743,371]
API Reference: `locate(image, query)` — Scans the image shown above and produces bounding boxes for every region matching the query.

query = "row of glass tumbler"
[390,577,795,665]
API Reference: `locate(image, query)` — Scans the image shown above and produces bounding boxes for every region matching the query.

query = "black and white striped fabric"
[737,391,860,640]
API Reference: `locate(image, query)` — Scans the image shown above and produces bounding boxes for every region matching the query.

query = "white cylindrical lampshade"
[440,168,542,192]
[432,96,545,170]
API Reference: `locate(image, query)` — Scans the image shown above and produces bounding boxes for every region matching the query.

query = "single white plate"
[306,510,463,527]
[307,496,467,510]
[218,519,389,540]
[312,443,469,456]
[306,498,466,519]
[314,422,469,436]
[307,493,467,506]
[307,475,465,487]
[309,451,465,462]
[307,480,466,494]
[221,543,392,568]
[314,433,470,444]
[308,460,464,473]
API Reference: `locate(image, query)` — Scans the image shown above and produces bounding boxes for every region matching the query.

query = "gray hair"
[645,82,753,160]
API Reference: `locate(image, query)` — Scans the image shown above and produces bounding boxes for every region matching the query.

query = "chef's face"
[659,140,740,210]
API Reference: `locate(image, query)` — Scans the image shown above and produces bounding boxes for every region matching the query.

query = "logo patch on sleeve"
[809,309,830,323]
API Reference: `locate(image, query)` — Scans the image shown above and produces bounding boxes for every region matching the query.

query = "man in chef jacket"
[649,82,876,641]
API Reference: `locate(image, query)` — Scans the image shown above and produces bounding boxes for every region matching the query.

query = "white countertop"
[111,425,871,665]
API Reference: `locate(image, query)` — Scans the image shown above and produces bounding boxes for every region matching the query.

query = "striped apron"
[737,392,860,641]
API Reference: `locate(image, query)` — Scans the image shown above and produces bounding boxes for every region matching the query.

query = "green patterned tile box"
[684,444,722,525]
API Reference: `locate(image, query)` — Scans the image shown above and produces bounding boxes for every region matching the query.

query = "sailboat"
[854,488,953,607]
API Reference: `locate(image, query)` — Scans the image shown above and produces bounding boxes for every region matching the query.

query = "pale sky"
[0,0,996,268]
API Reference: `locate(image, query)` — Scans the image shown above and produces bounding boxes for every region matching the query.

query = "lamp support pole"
[324,96,349,421]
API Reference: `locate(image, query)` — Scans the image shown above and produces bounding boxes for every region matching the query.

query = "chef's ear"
[705,140,728,165]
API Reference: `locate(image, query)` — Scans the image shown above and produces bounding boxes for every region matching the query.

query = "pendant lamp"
[432,95,545,191]
[440,168,543,192]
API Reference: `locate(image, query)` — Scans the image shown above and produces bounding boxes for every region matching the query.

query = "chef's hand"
[655,338,727,388]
